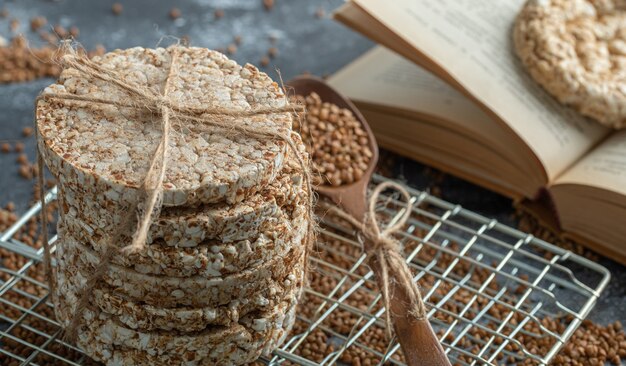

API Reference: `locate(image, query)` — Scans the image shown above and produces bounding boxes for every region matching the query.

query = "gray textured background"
[0,0,623,342]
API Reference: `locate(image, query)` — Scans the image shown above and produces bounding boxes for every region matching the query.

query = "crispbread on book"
[331,1,626,263]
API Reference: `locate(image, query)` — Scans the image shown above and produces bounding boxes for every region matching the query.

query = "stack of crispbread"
[36,46,309,366]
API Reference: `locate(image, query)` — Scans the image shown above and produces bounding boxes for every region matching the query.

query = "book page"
[329,47,493,136]
[350,0,610,179]
[327,46,533,173]
[554,131,626,195]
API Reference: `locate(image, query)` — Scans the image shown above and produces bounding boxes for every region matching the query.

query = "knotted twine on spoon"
[35,44,314,343]
[323,181,426,338]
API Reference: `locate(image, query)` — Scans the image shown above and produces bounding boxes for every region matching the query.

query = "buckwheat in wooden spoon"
[288,76,451,366]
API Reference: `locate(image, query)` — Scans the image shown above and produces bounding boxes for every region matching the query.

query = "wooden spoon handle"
[393,317,451,366]
[369,249,452,366]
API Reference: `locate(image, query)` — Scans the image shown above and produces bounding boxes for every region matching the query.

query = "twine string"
[324,181,426,338]
[35,44,314,343]
[128,46,178,254]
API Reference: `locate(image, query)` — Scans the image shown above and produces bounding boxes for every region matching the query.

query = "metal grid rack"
[0,175,611,365]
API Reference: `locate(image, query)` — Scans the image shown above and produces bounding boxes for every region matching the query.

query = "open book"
[331,0,626,263]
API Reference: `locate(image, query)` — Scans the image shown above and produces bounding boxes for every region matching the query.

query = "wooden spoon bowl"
[287,75,451,366]
[287,75,379,218]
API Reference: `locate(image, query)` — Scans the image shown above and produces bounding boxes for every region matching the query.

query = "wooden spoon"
[288,76,452,366]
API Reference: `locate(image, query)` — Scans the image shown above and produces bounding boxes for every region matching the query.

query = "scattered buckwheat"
[9,19,19,33]
[1,143,10,153]
[234,35,242,45]
[30,16,47,31]
[268,46,278,58]
[263,0,274,11]
[53,24,68,39]
[227,43,237,55]
[292,92,372,186]
[16,154,28,165]
[0,36,61,83]
[112,3,123,15]
[169,7,181,20]
[14,142,24,153]
[69,26,80,38]
[22,127,33,137]
[0,36,101,84]
[214,9,224,19]
[18,165,32,180]
[260,55,270,67]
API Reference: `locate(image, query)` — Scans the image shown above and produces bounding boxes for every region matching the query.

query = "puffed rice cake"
[62,266,304,333]
[55,148,308,247]
[56,233,306,308]
[54,268,298,365]
[55,245,305,332]
[57,202,308,277]
[514,0,626,128]
[36,46,294,207]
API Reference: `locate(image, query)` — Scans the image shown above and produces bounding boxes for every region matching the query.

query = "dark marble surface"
[0,0,623,342]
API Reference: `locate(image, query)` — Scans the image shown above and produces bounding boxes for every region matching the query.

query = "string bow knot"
[327,181,426,338]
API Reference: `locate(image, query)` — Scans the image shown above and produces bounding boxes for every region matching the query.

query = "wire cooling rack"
[0,175,611,365]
